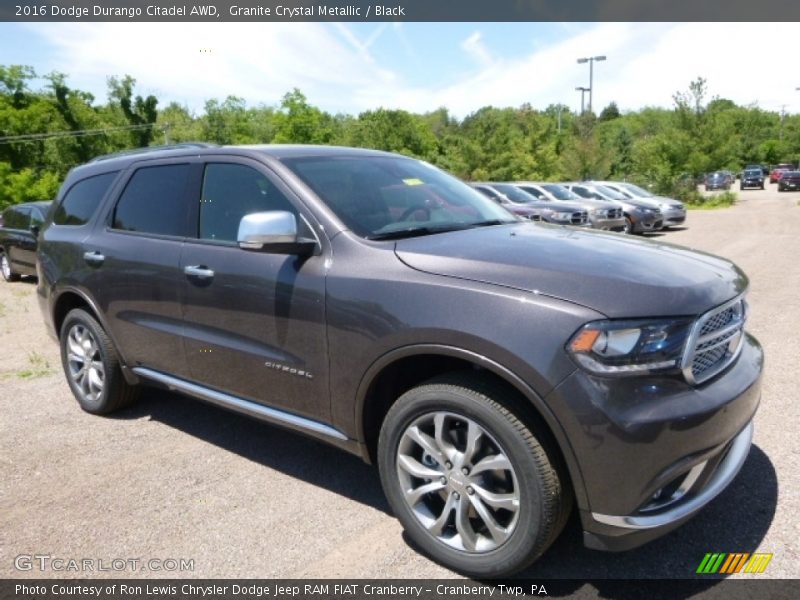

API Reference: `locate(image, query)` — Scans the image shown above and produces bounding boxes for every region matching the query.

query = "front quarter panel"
[325,233,603,440]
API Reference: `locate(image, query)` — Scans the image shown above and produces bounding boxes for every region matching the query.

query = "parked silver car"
[513,182,626,232]
[562,182,663,234]
[597,181,687,228]
[472,183,589,227]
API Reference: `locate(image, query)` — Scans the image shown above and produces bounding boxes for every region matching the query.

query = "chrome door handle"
[83,251,105,266]
[184,265,215,279]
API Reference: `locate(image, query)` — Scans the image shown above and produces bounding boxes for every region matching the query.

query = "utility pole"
[780,106,786,141]
[163,123,172,145]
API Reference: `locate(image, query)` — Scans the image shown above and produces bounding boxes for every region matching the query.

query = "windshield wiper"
[366,220,513,241]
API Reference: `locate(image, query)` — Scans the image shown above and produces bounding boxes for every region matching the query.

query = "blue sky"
[1,22,798,117]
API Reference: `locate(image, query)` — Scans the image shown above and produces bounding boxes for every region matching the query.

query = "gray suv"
[37,145,762,577]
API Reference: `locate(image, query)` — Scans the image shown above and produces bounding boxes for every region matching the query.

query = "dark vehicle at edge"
[777,170,800,191]
[0,200,51,282]
[36,145,762,578]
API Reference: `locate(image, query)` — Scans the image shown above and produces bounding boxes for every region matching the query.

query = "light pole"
[575,87,589,114]
[577,55,606,114]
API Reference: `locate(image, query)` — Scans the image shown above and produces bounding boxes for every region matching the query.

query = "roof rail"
[88,142,220,163]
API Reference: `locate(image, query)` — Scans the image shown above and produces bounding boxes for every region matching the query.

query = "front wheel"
[60,308,139,414]
[1,252,21,282]
[378,373,570,577]
[623,216,634,235]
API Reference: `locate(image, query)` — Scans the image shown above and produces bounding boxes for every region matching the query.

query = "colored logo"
[696,552,772,574]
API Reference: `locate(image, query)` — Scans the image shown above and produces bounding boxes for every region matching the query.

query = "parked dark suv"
[37,145,762,577]
[1,200,51,281]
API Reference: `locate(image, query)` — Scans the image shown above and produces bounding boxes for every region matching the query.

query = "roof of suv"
[71,143,400,181]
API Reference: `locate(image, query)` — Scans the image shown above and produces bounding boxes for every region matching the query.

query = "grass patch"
[17,350,53,380]
[681,190,737,209]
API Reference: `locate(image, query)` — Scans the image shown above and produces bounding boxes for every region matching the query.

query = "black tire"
[623,216,636,235]
[1,251,21,282]
[378,372,570,578]
[59,308,139,414]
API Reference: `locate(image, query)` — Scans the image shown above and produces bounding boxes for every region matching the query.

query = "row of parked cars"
[469,181,686,235]
[704,163,800,191]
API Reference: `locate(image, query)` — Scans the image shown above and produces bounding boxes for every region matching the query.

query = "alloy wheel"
[1,255,10,280]
[396,411,520,553]
[66,323,105,403]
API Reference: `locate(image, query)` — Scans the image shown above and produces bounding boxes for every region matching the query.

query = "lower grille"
[682,296,747,385]
[571,211,588,225]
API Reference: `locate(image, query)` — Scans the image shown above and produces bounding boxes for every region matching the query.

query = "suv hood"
[395,223,746,318]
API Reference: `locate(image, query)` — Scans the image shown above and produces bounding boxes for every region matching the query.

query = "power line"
[0,123,158,145]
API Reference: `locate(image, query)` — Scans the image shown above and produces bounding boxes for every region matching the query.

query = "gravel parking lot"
[1,185,798,581]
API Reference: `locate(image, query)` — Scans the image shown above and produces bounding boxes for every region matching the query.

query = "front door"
[180,158,330,423]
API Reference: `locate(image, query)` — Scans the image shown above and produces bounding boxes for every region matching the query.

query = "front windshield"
[620,182,652,197]
[281,155,516,239]
[491,183,538,204]
[542,184,579,201]
[744,170,761,177]
[595,185,628,201]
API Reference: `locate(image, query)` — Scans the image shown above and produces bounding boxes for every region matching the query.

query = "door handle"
[184,265,215,279]
[83,251,105,266]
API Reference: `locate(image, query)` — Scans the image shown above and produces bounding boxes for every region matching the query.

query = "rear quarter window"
[1,206,30,230]
[54,171,119,226]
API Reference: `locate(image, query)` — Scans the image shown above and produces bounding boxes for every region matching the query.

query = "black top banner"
[2,0,800,22]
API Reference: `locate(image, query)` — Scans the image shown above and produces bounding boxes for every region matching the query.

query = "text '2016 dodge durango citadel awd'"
[36,144,762,577]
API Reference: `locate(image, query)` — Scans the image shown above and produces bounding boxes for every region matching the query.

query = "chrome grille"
[682,296,746,385]
[571,211,588,225]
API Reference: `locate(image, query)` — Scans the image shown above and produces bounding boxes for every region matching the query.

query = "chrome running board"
[132,367,348,441]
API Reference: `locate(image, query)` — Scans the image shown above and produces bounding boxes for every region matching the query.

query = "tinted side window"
[2,207,29,229]
[54,172,118,226]
[199,163,296,242]
[113,164,192,236]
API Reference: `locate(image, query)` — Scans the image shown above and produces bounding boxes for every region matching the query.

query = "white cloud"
[20,22,800,118]
[461,31,493,67]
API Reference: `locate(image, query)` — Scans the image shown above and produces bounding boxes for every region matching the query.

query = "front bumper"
[632,212,663,232]
[544,333,762,552]
[589,215,626,232]
[660,207,686,226]
[741,179,764,188]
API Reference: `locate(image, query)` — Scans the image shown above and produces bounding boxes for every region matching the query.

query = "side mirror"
[237,211,317,256]
[30,224,40,236]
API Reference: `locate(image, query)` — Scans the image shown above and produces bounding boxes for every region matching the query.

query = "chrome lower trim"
[592,422,753,530]
[132,367,348,441]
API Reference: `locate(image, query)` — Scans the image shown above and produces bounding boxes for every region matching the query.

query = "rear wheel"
[60,308,139,414]
[1,252,21,282]
[378,373,570,577]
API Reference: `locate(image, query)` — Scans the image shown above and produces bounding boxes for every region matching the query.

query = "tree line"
[2,64,799,210]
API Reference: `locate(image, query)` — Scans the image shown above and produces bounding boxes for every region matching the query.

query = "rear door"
[87,159,201,377]
[180,157,331,422]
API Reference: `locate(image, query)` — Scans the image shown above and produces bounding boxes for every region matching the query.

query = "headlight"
[552,211,573,219]
[567,318,693,375]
